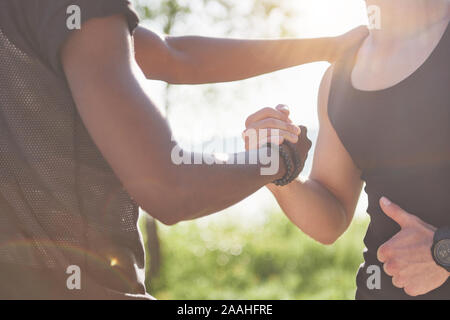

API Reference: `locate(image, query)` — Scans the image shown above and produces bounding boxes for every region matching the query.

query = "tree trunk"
[145,216,161,277]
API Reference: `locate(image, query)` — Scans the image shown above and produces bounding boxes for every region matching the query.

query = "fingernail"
[381,197,391,206]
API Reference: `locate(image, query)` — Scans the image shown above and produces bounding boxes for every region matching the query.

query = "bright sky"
[143,0,368,136]
[139,0,370,224]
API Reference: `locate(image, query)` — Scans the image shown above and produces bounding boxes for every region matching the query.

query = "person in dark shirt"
[245,0,450,299]
[0,0,366,299]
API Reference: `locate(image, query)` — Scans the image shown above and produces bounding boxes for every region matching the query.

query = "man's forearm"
[134,26,336,84]
[139,148,285,225]
[268,179,350,245]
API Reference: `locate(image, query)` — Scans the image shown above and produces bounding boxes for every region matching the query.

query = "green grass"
[143,212,369,300]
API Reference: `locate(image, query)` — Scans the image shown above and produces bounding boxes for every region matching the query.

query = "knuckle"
[390,259,399,269]
[245,115,255,128]
[392,276,403,288]
[383,262,392,275]
[262,107,273,115]
[404,287,419,297]
[290,124,299,133]
[384,260,398,275]
[378,245,388,259]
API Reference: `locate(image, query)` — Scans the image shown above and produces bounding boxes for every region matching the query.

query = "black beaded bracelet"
[284,140,306,183]
[270,143,295,186]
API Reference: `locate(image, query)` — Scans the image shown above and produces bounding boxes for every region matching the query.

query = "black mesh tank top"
[0,1,146,298]
[328,23,450,299]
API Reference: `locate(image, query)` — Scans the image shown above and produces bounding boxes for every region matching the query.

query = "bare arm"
[134,26,369,84]
[61,15,296,226]
[245,67,363,244]
[269,66,363,244]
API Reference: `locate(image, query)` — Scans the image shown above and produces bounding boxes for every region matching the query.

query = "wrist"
[272,143,298,186]
[275,153,288,180]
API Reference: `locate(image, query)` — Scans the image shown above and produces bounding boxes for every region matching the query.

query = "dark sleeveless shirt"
[328,23,450,300]
[0,1,149,299]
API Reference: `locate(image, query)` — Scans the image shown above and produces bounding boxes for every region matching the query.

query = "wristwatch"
[431,227,450,272]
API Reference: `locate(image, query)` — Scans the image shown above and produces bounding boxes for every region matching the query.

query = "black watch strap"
[432,227,450,272]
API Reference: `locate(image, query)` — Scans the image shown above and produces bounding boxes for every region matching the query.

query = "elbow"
[317,207,350,246]
[316,235,340,246]
[140,186,200,227]
[153,194,209,226]
[315,223,349,246]
[315,222,347,246]
[150,206,201,226]
[158,214,182,226]
[311,216,348,246]
[143,205,185,226]
[129,162,205,226]
[141,192,188,226]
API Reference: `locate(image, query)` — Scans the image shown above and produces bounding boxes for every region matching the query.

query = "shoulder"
[61,14,135,84]
[318,37,363,126]
[34,0,139,74]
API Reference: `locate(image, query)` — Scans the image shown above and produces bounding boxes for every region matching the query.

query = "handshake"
[242,104,312,186]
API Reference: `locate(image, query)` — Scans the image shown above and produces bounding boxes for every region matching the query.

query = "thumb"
[379,197,417,228]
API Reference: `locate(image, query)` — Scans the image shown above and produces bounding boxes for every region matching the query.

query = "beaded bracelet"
[270,143,295,186]
[284,140,306,183]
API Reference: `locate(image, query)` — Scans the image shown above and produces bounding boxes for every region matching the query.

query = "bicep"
[310,66,363,220]
[133,26,177,81]
[61,15,175,208]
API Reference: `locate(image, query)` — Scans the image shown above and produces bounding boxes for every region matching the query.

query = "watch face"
[434,239,450,267]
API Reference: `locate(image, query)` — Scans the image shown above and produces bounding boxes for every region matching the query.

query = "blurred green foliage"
[142,212,369,300]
